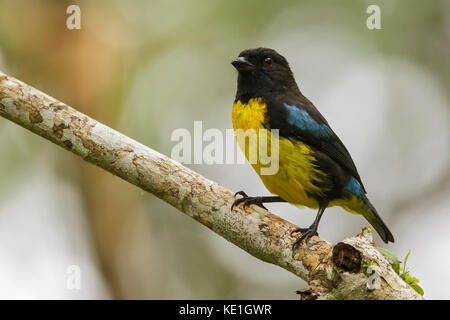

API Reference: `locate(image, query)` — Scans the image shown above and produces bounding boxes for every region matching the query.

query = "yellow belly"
[232,98,327,208]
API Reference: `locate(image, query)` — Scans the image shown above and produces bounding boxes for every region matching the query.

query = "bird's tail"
[358,195,394,243]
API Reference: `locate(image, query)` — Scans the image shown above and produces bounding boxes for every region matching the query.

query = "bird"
[230,47,394,249]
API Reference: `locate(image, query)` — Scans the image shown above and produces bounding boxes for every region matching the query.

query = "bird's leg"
[231,191,286,211]
[291,201,329,250]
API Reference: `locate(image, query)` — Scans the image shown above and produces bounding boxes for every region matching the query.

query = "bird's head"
[231,47,299,101]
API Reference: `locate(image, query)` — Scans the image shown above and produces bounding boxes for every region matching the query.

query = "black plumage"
[231,47,394,245]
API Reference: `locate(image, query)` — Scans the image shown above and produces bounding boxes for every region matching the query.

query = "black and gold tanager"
[230,47,394,248]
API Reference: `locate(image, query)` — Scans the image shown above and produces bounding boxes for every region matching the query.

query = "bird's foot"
[291,225,318,251]
[290,227,309,236]
[231,191,268,210]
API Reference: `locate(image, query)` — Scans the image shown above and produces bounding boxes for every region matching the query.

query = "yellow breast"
[232,98,327,208]
[232,98,267,131]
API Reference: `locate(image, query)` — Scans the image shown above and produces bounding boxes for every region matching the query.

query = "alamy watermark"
[171,121,280,175]
[366,265,381,290]
[66,265,81,290]
[366,5,381,30]
[66,5,81,30]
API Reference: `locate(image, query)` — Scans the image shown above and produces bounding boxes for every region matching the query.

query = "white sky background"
[0,166,110,299]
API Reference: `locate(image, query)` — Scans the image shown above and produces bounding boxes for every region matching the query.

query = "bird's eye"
[263,57,272,67]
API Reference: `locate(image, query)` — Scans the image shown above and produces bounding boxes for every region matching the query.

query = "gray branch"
[0,71,422,300]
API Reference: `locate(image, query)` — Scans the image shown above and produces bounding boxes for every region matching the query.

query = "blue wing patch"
[284,104,333,137]
[345,177,365,196]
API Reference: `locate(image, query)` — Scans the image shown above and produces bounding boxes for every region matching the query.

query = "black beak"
[231,56,254,72]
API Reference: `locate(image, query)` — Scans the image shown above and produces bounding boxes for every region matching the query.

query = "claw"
[234,191,248,198]
[231,197,245,210]
[232,191,246,210]
[290,227,309,237]
[291,227,318,252]
[291,204,327,255]
[231,193,268,211]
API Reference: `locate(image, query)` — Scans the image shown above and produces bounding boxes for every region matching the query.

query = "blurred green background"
[0,0,448,299]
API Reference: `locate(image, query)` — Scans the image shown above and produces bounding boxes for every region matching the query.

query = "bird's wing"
[270,96,366,193]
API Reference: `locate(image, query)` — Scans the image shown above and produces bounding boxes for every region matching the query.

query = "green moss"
[376,247,424,296]
[400,250,424,296]
[402,272,424,296]
[377,247,400,273]
[361,261,378,278]
[332,263,342,278]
